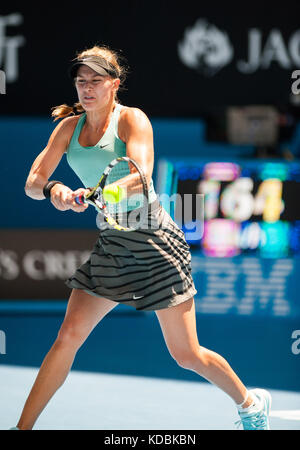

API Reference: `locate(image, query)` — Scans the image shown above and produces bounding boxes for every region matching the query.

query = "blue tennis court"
[1,364,300,430]
[0,298,299,430]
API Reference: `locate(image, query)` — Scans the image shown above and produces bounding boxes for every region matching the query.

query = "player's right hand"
[50,184,88,212]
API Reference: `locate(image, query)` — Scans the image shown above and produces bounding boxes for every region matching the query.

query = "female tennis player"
[14,45,271,430]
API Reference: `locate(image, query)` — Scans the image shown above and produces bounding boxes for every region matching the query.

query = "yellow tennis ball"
[103,185,125,203]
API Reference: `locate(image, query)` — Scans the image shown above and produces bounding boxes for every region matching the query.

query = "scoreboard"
[157,159,300,259]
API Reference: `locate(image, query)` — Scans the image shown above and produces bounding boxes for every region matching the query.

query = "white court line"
[270,410,300,421]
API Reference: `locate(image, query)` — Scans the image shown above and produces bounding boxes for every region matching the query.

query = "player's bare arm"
[25,116,88,212]
[118,107,154,186]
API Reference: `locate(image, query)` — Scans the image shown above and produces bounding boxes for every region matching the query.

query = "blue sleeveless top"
[66,103,156,203]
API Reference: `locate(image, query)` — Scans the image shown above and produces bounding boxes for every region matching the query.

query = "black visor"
[69,56,119,79]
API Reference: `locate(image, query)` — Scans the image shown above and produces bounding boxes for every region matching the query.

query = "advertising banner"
[0,230,98,299]
[0,4,299,116]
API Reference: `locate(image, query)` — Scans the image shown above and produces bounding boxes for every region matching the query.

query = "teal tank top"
[66,103,157,203]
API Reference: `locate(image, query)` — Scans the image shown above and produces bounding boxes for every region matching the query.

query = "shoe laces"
[235,410,267,430]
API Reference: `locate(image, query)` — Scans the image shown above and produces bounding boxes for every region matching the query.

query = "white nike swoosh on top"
[133,294,144,299]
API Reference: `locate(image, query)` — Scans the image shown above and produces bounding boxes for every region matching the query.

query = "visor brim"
[69,61,112,79]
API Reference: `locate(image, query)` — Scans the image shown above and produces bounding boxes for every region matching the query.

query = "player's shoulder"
[55,114,81,133]
[119,105,151,128]
[50,114,82,142]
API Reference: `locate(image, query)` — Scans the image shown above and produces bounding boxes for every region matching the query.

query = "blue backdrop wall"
[0,116,299,392]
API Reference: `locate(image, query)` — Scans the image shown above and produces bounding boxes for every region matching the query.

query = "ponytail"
[51,102,85,121]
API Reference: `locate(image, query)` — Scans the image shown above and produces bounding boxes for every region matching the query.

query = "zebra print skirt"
[65,199,197,311]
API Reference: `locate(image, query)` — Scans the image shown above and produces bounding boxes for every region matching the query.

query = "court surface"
[1,364,299,430]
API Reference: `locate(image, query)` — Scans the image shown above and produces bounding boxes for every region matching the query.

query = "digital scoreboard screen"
[157,159,300,258]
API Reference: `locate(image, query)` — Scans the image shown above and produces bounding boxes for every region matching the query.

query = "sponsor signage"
[0,5,298,115]
[178,19,300,76]
[0,230,98,299]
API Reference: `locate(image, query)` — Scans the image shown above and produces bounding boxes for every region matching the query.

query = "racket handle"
[75,194,85,205]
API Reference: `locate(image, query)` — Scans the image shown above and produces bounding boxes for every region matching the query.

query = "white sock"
[236,391,257,413]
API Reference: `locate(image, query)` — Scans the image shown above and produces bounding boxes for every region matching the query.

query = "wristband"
[43,180,63,199]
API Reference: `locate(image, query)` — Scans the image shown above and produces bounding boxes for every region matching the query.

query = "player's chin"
[81,99,99,111]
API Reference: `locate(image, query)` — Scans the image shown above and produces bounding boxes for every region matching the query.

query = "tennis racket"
[75,157,149,231]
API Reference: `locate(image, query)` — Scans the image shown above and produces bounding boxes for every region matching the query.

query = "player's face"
[75,65,119,110]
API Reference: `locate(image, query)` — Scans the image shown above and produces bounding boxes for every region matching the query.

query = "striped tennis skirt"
[65,198,197,311]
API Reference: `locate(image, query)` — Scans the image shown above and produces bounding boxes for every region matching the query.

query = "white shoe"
[236,388,272,430]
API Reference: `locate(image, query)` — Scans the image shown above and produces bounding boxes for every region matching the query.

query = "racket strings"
[105,161,145,220]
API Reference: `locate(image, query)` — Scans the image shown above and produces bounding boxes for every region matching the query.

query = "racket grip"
[75,194,85,205]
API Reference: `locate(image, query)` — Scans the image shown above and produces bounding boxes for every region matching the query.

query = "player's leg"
[155,297,252,406]
[156,297,272,429]
[16,289,117,430]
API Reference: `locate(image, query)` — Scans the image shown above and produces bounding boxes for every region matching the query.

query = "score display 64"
[174,161,300,257]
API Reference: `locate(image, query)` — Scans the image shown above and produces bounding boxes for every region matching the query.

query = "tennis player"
[14,45,271,430]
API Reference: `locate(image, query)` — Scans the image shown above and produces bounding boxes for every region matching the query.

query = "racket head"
[87,157,149,231]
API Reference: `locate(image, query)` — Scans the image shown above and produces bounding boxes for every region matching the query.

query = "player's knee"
[56,319,87,349]
[171,347,202,371]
